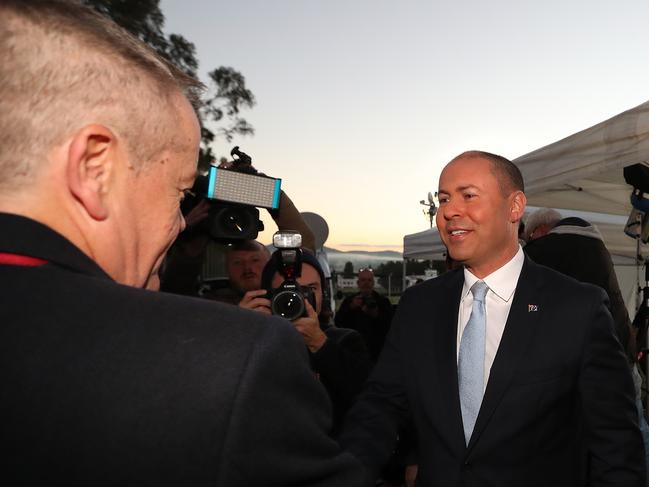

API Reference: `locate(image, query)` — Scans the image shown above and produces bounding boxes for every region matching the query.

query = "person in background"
[335,268,393,363]
[249,250,372,433]
[161,187,315,298]
[523,208,634,358]
[524,207,648,486]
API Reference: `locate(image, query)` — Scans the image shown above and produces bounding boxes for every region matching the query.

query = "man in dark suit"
[340,151,644,486]
[0,1,362,485]
[524,210,634,359]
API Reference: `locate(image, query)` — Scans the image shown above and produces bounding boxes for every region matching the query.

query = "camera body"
[267,231,316,321]
[361,294,377,309]
[184,147,282,242]
[268,281,316,321]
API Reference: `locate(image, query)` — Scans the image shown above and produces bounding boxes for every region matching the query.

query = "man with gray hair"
[524,208,633,356]
[0,1,362,485]
[522,207,562,242]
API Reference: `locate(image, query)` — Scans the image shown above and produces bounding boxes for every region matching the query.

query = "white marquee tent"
[515,99,649,216]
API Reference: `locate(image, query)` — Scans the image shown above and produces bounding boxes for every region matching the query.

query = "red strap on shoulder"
[0,252,48,267]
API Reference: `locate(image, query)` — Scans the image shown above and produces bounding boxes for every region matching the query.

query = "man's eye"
[438,196,449,204]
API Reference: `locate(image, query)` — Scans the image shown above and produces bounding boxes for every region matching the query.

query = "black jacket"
[0,213,362,486]
[524,217,634,359]
[312,323,371,434]
[335,291,393,362]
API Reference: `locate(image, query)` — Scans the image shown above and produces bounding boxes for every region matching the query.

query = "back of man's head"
[524,208,562,242]
[0,0,202,193]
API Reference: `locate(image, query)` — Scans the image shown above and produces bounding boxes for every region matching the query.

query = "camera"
[624,163,649,243]
[184,146,282,242]
[361,295,377,309]
[266,231,316,321]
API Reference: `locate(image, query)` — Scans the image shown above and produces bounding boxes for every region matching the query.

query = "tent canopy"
[514,100,649,216]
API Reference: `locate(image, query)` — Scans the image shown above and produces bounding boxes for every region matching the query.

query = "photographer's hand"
[293,300,327,353]
[238,289,272,315]
[183,199,210,228]
[362,305,379,318]
[178,200,210,257]
[349,295,364,310]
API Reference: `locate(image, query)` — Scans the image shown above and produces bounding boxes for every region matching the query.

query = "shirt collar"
[462,246,524,302]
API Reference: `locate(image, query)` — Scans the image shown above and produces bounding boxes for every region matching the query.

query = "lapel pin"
[528,304,538,312]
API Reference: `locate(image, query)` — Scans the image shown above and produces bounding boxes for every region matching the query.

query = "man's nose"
[441,198,462,220]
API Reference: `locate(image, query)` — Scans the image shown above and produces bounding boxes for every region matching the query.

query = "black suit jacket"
[0,213,362,486]
[340,258,644,486]
[524,231,634,359]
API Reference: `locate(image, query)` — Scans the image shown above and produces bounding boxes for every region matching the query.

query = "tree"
[83,0,255,169]
[343,261,354,278]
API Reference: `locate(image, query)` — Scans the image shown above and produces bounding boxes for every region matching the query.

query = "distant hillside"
[323,246,402,272]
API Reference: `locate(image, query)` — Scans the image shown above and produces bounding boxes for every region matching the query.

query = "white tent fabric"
[514,100,649,216]
[402,227,445,260]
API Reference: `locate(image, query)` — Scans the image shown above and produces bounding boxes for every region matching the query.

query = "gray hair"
[524,208,562,241]
[0,0,204,192]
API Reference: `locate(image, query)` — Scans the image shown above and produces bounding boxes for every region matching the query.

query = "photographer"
[254,242,371,433]
[160,156,315,298]
[335,268,393,363]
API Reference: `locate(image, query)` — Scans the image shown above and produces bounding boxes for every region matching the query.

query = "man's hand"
[293,300,327,353]
[183,199,210,228]
[349,294,364,310]
[179,200,211,257]
[362,304,379,318]
[405,465,418,487]
[350,294,379,317]
[239,289,271,315]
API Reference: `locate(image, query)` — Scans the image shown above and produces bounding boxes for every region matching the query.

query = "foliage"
[343,261,354,277]
[83,0,255,169]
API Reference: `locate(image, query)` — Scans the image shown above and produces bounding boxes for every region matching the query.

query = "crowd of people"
[1,1,647,486]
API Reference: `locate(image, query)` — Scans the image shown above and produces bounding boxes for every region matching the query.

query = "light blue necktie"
[458,280,489,445]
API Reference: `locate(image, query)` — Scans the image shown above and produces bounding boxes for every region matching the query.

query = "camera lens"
[272,290,305,321]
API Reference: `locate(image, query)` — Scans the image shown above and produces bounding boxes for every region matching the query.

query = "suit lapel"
[466,258,543,452]
[433,269,466,449]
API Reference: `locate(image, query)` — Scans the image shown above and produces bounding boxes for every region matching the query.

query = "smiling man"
[340,151,644,486]
[0,1,363,485]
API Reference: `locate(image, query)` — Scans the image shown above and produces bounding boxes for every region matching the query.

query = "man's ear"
[510,190,527,222]
[66,125,117,221]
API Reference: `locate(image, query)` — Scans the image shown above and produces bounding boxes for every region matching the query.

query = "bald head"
[451,151,524,197]
[357,269,375,296]
[0,0,203,193]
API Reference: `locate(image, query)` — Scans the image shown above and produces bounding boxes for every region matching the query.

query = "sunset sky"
[161,0,649,251]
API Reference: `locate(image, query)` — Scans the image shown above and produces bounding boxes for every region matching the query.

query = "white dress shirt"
[457,246,525,389]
